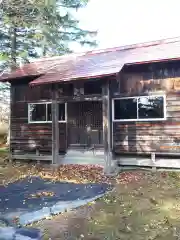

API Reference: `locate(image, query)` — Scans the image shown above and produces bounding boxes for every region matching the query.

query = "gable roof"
[1,36,180,85]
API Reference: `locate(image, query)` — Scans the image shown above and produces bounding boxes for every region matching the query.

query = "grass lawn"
[0,147,8,155]
[1,150,180,239]
[35,171,180,240]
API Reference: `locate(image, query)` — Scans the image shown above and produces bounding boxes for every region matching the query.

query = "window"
[47,103,52,121]
[28,102,66,123]
[114,98,137,120]
[113,95,166,121]
[59,103,66,121]
[46,103,66,122]
[29,103,47,122]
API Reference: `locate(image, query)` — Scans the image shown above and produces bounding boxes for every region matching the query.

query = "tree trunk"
[7,26,17,146]
[10,26,17,70]
[42,34,47,56]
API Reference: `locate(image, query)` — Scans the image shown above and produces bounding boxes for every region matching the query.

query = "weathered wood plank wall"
[10,79,102,155]
[11,83,66,154]
[111,61,180,155]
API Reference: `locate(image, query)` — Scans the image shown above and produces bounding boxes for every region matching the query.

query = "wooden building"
[2,37,180,172]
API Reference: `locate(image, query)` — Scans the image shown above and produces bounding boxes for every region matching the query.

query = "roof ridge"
[28,36,180,64]
[84,36,180,56]
[30,52,85,63]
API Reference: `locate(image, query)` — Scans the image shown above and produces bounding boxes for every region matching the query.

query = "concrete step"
[59,147,105,166]
[65,148,104,156]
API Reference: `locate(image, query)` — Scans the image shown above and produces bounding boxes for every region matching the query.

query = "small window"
[138,96,164,119]
[28,103,66,123]
[114,98,137,120]
[59,103,66,121]
[113,95,166,121]
[29,103,46,122]
[47,103,52,121]
[47,103,66,121]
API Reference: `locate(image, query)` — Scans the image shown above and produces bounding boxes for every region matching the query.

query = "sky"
[70,0,180,51]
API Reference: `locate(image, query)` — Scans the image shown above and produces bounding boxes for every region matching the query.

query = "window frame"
[112,95,167,122]
[28,102,67,124]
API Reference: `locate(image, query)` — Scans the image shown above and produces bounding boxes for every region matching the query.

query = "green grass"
[0,147,8,153]
[0,147,8,162]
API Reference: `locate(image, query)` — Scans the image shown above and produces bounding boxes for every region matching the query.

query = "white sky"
[71,0,180,51]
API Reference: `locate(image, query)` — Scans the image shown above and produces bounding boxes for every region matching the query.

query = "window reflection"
[113,95,165,121]
[114,98,137,120]
[29,104,46,122]
[29,103,66,122]
[138,96,164,119]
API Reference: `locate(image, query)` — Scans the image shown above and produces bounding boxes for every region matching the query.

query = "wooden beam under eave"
[102,80,112,174]
[52,84,59,165]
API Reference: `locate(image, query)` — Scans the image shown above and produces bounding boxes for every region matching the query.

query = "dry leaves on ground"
[38,164,144,185]
[0,159,145,186]
[37,171,180,240]
[39,164,109,183]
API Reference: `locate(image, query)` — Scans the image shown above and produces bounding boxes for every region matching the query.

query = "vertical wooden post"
[102,80,112,174]
[52,84,59,165]
[9,84,13,162]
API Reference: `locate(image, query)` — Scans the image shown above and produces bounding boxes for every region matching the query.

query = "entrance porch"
[51,81,112,172]
[10,79,112,173]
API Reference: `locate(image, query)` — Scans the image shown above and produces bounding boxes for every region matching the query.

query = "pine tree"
[0,0,97,66]
[0,0,97,133]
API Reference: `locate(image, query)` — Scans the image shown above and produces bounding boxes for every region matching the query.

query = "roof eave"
[29,71,119,87]
[0,74,43,83]
[126,57,180,66]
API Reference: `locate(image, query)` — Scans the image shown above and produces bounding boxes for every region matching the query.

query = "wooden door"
[67,101,103,148]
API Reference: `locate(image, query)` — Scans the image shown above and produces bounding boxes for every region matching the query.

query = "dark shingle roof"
[1,37,180,85]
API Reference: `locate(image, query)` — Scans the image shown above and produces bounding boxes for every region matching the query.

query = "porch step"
[60,147,105,166]
[65,147,104,156]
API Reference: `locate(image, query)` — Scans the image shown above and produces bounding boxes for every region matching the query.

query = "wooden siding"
[13,83,52,102]
[11,121,66,154]
[10,79,103,155]
[112,62,180,155]
[10,83,66,154]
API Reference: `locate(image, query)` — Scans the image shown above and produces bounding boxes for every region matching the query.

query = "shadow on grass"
[41,171,180,240]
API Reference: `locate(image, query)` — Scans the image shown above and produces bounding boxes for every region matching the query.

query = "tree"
[0,0,97,145]
[0,0,97,68]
